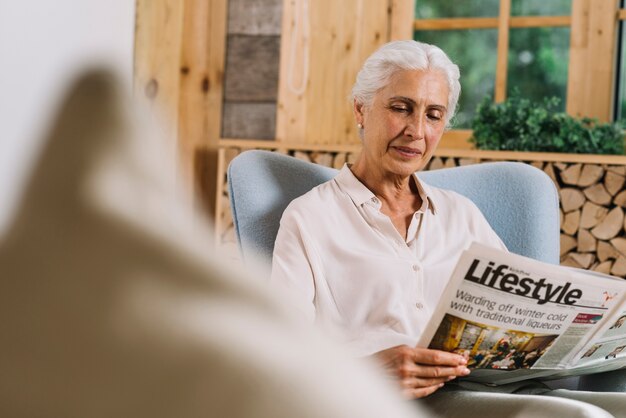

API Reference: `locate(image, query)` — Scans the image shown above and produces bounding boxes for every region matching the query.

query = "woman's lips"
[391,146,423,158]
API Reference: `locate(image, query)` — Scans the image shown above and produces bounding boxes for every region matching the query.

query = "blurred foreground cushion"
[0,69,427,418]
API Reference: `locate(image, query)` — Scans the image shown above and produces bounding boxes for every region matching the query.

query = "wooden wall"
[275,0,392,146]
[134,0,227,216]
[135,0,411,218]
[135,0,624,224]
[566,0,620,122]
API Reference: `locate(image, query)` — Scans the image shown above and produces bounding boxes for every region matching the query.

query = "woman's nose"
[405,116,425,139]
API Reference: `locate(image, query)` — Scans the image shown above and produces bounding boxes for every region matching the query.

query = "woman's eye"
[427,112,442,121]
[391,105,410,113]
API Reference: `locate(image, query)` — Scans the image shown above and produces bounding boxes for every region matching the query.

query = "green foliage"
[470,92,625,155]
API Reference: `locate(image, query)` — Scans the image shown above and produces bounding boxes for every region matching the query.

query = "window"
[409,0,620,145]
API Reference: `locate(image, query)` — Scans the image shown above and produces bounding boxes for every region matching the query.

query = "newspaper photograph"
[428,313,559,370]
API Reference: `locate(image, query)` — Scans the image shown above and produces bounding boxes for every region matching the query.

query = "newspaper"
[418,243,626,385]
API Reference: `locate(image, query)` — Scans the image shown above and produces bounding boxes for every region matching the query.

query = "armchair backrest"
[228,150,560,264]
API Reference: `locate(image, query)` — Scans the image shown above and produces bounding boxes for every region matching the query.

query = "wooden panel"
[510,16,570,28]
[415,17,499,30]
[224,35,280,101]
[434,149,626,165]
[494,0,511,103]
[222,102,276,139]
[276,0,308,143]
[218,139,626,164]
[135,0,229,218]
[567,0,620,121]
[214,147,227,245]
[619,9,626,20]
[440,130,473,149]
[305,0,353,146]
[414,16,570,30]
[227,0,283,35]
[177,0,228,216]
[220,138,282,148]
[133,0,185,144]
[348,1,390,144]
[390,0,416,40]
[567,0,592,119]
[276,0,389,146]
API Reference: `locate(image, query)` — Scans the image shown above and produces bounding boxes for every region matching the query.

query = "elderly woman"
[271,41,626,416]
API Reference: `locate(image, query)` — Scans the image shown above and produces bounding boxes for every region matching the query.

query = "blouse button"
[412,264,419,271]
[415,302,424,309]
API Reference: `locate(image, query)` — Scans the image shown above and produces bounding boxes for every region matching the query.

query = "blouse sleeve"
[270,206,317,322]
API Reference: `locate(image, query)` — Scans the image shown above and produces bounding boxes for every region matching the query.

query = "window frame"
[394,0,622,148]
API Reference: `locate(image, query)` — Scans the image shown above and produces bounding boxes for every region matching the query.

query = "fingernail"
[439,383,445,387]
[447,376,456,381]
[458,356,467,364]
[462,367,471,375]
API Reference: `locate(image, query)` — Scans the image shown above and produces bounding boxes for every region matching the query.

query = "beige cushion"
[0,69,426,418]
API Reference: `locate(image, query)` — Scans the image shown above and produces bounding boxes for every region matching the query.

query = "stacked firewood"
[549,163,626,275]
[292,151,359,168]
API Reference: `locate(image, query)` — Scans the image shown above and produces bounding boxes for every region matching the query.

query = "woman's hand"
[371,345,470,399]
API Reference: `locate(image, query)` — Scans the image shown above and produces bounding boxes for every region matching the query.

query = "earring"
[357,123,363,129]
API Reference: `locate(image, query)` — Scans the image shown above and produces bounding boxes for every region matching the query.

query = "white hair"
[351,40,461,128]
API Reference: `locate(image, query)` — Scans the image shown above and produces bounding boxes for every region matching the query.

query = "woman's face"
[354,69,449,178]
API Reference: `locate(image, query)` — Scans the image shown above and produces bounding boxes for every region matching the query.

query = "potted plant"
[470,92,625,155]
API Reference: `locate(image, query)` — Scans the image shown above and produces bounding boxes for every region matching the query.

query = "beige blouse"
[271,165,506,356]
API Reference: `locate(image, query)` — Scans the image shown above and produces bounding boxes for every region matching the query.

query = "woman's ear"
[353,99,364,126]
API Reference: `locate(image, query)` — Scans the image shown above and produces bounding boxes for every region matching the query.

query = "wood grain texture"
[439,130,474,149]
[494,0,511,103]
[413,16,570,31]
[276,0,389,145]
[415,17,500,30]
[276,0,307,143]
[134,0,185,144]
[214,148,227,244]
[509,16,570,28]
[566,0,620,121]
[177,0,228,217]
[390,0,416,40]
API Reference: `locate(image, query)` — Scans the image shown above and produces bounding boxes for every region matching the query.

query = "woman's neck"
[349,158,418,208]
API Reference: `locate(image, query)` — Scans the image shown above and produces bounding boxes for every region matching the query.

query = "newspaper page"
[537,307,626,381]
[573,310,626,364]
[418,243,626,384]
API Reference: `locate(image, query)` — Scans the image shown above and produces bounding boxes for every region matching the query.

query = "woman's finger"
[402,383,445,399]
[413,364,470,378]
[400,376,449,389]
[398,362,469,379]
[412,347,467,366]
